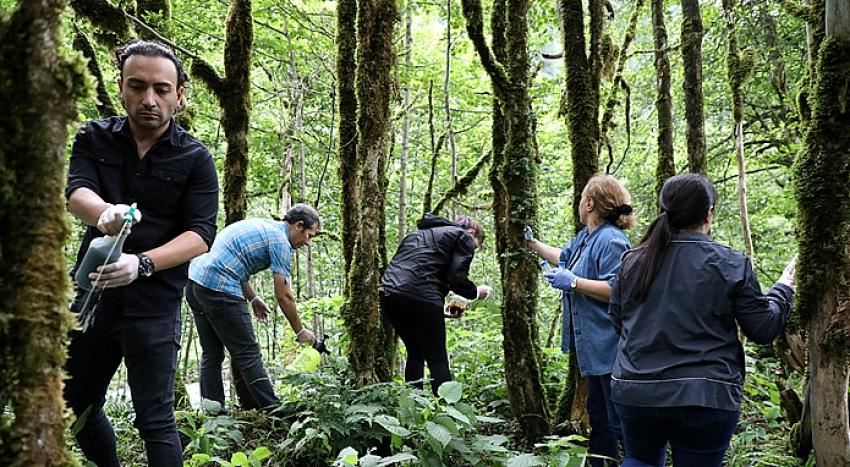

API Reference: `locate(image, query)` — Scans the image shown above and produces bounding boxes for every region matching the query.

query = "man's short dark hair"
[114,40,189,88]
[284,203,321,230]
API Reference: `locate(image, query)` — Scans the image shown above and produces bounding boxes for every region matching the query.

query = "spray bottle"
[286,336,329,373]
[74,203,138,291]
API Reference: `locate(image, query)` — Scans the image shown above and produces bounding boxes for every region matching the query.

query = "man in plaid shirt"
[186,203,319,411]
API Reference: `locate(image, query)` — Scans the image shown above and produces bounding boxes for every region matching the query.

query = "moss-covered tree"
[191,0,252,225]
[793,0,850,462]
[681,0,707,175]
[342,0,398,385]
[0,0,88,464]
[652,0,674,199]
[462,0,549,440]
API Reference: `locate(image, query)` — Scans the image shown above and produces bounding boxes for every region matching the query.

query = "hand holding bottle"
[91,253,140,288]
[476,285,493,300]
[98,203,142,236]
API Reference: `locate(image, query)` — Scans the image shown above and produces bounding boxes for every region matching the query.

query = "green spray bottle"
[286,336,329,373]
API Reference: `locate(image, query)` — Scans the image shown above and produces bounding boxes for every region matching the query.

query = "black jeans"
[64,307,182,467]
[185,281,279,410]
[614,403,739,466]
[380,292,450,395]
[586,373,622,466]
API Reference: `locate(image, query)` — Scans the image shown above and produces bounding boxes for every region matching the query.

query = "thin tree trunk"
[73,30,118,117]
[0,1,84,463]
[444,0,457,219]
[681,0,706,175]
[490,0,509,280]
[722,0,755,262]
[794,3,850,461]
[652,0,674,200]
[398,3,412,240]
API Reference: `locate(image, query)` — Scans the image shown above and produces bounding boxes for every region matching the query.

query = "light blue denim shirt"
[559,221,630,376]
[189,219,291,299]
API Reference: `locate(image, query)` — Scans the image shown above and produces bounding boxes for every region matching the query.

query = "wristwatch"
[136,253,155,278]
[570,276,579,290]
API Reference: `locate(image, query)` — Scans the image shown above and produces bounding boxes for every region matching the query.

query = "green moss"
[792,37,850,337]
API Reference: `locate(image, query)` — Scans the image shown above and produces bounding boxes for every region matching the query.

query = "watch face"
[138,255,154,277]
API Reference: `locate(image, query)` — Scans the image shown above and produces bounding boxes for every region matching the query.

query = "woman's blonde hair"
[584,174,636,230]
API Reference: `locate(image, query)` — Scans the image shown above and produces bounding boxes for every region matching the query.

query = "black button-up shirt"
[67,116,219,316]
[609,230,793,411]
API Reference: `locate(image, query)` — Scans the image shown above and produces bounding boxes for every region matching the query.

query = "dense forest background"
[1,0,848,465]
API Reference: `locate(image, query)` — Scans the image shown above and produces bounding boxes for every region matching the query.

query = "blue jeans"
[64,306,182,467]
[587,374,622,466]
[186,281,280,410]
[614,404,739,467]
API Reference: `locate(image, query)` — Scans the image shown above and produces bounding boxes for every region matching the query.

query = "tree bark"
[794,6,850,461]
[337,0,359,294]
[444,0,458,219]
[398,3,412,240]
[681,0,707,175]
[722,0,755,263]
[73,29,119,118]
[0,1,85,464]
[652,0,674,201]
[462,0,549,440]
[343,0,398,386]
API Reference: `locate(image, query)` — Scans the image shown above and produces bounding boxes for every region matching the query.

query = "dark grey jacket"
[381,214,478,306]
[609,230,793,411]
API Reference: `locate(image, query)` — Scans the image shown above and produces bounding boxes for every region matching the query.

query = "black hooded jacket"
[380,214,479,306]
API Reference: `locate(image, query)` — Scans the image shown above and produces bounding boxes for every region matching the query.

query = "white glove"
[777,255,797,290]
[97,204,142,236]
[476,285,493,300]
[91,253,139,288]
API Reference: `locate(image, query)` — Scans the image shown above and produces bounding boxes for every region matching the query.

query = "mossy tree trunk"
[462,0,549,440]
[490,0,509,281]
[191,0,252,225]
[73,30,119,118]
[793,1,850,462]
[0,0,87,464]
[190,0,254,407]
[342,0,398,386]
[337,0,359,295]
[652,0,674,201]
[557,0,606,433]
[561,0,604,231]
[722,0,755,263]
[681,0,707,175]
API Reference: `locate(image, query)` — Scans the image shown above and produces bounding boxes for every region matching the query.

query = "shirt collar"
[672,230,712,242]
[112,116,181,147]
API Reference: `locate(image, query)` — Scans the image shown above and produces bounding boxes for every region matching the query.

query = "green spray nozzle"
[124,203,138,224]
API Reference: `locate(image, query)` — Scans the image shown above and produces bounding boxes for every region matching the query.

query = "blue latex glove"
[544,267,577,291]
[523,225,534,243]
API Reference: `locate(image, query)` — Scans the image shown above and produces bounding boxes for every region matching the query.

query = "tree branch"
[460,0,511,97]
[433,150,492,215]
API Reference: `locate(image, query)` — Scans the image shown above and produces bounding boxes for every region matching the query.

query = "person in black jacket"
[380,214,493,394]
[609,174,795,467]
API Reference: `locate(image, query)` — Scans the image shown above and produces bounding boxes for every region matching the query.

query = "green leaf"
[230,452,250,466]
[505,453,546,467]
[250,446,272,461]
[425,421,452,448]
[437,381,463,404]
[335,446,359,466]
[443,405,470,425]
[375,452,419,466]
[374,415,411,437]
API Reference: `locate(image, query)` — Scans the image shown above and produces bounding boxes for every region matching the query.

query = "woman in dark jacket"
[380,214,492,394]
[609,174,795,467]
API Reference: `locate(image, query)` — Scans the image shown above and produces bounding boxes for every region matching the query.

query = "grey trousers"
[185,281,280,410]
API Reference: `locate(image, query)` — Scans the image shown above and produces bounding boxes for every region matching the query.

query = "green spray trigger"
[124,203,138,224]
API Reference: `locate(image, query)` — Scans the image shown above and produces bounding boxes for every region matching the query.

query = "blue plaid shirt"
[189,219,292,299]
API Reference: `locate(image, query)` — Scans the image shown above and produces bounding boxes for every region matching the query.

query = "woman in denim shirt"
[527,174,635,466]
[609,174,795,467]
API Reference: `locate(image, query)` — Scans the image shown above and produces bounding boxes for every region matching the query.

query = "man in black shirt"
[64,40,218,467]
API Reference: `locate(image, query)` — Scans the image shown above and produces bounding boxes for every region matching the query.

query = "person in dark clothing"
[380,214,492,394]
[609,173,795,467]
[64,40,218,467]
